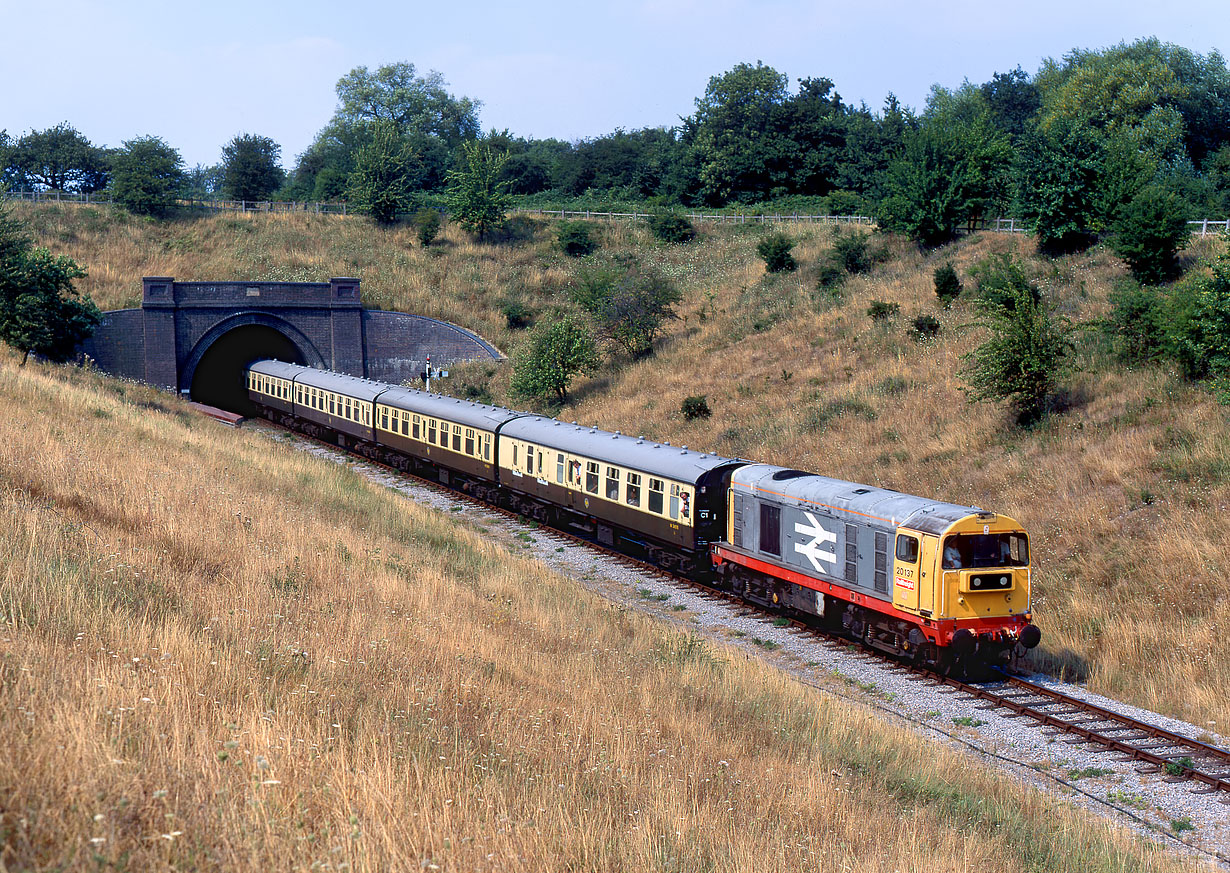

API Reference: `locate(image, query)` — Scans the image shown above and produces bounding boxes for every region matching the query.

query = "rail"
[3,190,1227,236]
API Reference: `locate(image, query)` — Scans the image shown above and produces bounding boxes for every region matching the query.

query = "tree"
[291,61,482,199]
[0,200,100,365]
[1110,185,1190,284]
[446,141,510,240]
[961,256,1073,425]
[510,314,599,404]
[109,136,185,217]
[879,108,1011,247]
[568,262,682,358]
[683,62,793,204]
[220,133,285,201]
[1016,117,1103,254]
[10,123,109,192]
[346,121,422,225]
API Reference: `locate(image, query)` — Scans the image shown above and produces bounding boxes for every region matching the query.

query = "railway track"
[251,416,1230,806]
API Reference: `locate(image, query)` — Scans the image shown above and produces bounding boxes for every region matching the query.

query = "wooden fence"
[3,190,1228,236]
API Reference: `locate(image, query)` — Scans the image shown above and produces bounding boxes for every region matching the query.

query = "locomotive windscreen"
[941,533,1028,570]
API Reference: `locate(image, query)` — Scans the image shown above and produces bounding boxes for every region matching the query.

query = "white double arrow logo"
[794,512,838,572]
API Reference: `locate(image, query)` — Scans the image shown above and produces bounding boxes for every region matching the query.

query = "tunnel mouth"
[189,325,304,415]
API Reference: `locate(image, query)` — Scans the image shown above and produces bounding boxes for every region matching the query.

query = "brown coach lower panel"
[501,472,693,550]
[377,429,494,482]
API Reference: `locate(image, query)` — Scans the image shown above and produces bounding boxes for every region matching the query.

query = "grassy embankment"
[14,201,1230,734]
[0,352,1191,870]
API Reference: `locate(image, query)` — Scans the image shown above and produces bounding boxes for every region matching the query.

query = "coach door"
[918,535,938,615]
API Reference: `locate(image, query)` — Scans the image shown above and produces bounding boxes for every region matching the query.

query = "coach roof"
[378,385,526,432]
[500,416,741,483]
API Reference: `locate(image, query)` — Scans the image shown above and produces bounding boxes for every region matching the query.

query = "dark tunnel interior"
[189,325,304,415]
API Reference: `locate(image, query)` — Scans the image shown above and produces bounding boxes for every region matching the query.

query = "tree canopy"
[220,134,284,201]
[0,200,100,365]
[109,136,186,217]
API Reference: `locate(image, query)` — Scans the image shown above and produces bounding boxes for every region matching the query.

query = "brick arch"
[179,312,327,392]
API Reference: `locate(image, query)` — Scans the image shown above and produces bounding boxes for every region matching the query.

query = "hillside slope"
[14,201,1230,731]
[0,354,1191,870]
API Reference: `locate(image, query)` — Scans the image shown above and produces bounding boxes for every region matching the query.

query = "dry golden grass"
[0,354,1190,871]
[16,201,1230,730]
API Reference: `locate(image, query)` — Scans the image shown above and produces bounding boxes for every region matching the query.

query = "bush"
[970,253,1040,311]
[934,262,963,308]
[757,233,797,273]
[557,221,597,257]
[1106,281,1168,363]
[568,262,681,358]
[647,212,695,244]
[413,208,441,246]
[911,314,941,340]
[500,299,533,330]
[867,300,900,321]
[961,254,1073,425]
[681,395,712,420]
[832,231,878,274]
[815,262,846,291]
[1110,185,1189,285]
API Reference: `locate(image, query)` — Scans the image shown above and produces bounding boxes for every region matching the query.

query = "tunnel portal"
[188,324,305,415]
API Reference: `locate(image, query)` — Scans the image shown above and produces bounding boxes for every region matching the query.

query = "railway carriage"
[495,417,742,570]
[375,386,521,489]
[288,367,381,445]
[712,464,1037,667]
[246,360,299,416]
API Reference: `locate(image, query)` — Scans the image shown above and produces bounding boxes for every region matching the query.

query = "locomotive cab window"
[759,504,781,556]
[895,534,920,563]
[942,532,1029,570]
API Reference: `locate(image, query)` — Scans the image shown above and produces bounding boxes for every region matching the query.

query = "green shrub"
[933,262,963,307]
[757,233,797,273]
[647,212,695,244]
[1106,281,1167,363]
[961,254,1073,425]
[832,231,878,274]
[413,208,441,246]
[681,395,712,420]
[1110,184,1189,285]
[556,220,597,257]
[500,299,533,330]
[911,314,941,340]
[867,300,899,321]
[815,262,846,291]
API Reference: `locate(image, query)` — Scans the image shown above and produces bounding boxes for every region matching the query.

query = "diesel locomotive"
[247,360,1040,672]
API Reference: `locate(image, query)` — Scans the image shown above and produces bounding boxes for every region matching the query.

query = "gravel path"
[259,423,1230,868]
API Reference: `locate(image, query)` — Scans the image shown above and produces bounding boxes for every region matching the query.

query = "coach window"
[605,466,619,501]
[556,453,566,483]
[428,419,437,443]
[483,434,492,461]
[452,427,462,452]
[760,504,782,556]
[669,483,682,520]
[440,423,450,447]
[412,415,420,439]
[465,429,475,456]
[895,534,919,563]
[626,472,641,507]
[525,445,534,475]
[512,444,519,468]
[329,395,336,415]
[648,478,664,515]
[586,462,600,494]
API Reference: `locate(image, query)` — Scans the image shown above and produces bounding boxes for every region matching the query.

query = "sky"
[3,0,1229,170]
